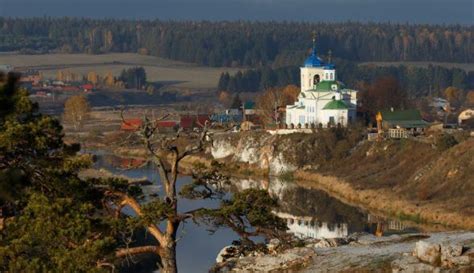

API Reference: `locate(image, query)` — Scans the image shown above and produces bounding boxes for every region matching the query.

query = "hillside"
[321,138,474,217]
[210,131,474,228]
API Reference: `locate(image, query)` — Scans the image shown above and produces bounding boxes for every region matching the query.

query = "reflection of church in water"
[275,212,348,239]
[233,177,414,239]
[233,177,360,239]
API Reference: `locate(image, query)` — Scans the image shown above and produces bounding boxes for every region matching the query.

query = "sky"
[0,0,473,25]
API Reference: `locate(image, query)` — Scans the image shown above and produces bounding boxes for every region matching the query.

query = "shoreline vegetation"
[82,137,474,231]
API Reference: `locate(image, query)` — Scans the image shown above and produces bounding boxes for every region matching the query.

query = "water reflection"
[90,152,420,272]
[227,177,366,239]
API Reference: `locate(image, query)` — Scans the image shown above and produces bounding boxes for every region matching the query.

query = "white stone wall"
[300,67,325,91]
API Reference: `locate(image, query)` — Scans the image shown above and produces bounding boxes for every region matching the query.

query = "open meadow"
[0,52,240,90]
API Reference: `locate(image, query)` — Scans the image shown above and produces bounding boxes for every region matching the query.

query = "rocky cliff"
[211,132,298,175]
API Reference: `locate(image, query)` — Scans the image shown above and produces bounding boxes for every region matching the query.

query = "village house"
[376,109,429,139]
[19,69,42,86]
[285,36,357,128]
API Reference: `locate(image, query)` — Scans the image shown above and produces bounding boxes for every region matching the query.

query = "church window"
[329,116,335,125]
[313,74,320,85]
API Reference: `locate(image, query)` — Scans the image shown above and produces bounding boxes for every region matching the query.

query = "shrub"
[435,134,458,151]
[280,171,294,182]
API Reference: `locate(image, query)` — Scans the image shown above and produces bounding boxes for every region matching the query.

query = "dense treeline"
[119,67,147,89]
[218,62,474,97]
[218,66,299,92]
[1,18,473,66]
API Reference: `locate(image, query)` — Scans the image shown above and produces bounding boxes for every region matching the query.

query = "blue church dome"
[303,48,325,68]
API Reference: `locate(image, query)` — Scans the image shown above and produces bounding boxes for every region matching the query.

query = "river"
[93,152,421,273]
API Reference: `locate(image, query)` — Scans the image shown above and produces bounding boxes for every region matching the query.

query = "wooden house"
[376,109,429,139]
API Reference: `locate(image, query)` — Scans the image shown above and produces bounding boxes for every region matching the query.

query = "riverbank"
[96,145,474,231]
[76,130,474,230]
[213,231,474,272]
[294,172,474,231]
[207,132,474,231]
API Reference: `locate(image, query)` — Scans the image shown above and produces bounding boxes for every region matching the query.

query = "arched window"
[313,74,320,85]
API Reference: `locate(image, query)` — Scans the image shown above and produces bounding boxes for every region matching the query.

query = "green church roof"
[323,100,348,110]
[313,80,345,92]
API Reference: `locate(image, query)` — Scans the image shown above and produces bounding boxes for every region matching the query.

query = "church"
[285,37,357,128]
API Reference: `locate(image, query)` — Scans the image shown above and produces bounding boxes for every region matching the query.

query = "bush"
[279,171,294,182]
[435,134,458,151]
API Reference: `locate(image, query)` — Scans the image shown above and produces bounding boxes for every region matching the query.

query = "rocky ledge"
[212,232,474,272]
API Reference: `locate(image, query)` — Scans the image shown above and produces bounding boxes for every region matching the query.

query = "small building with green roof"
[376,109,430,138]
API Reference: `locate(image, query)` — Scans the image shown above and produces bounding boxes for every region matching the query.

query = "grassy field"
[0,53,240,90]
[360,61,474,71]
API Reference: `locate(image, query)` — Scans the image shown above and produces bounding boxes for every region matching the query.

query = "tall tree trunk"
[161,241,177,273]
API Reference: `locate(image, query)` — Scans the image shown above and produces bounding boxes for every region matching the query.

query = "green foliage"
[119,67,147,89]
[435,134,459,151]
[197,189,287,241]
[0,73,125,271]
[395,211,424,224]
[219,63,472,96]
[0,194,115,273]
[1,18,472,65]
[138,200,174,226]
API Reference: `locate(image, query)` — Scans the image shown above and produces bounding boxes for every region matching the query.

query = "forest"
[0,18,473,67]
[218,62,474,97]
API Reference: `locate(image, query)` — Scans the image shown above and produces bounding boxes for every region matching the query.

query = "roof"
[157,120,179,128]
[304,48,326,68]
[121,119,142,131]
[379,109,429,128]
[244,101,255,109]
[180,115,210,128]
[313,80,344,92]
[82,84,94,90]
[323,100,348,110]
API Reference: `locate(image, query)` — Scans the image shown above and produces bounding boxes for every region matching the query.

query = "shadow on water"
[92,152,420,273]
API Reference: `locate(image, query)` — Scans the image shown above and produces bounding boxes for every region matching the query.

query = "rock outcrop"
[211,132,317,175]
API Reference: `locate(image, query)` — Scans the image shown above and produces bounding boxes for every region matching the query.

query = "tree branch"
[116,245,160,258]
[107,191,166,246]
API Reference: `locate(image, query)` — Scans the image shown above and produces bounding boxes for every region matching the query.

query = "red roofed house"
[180,115,211,130]
[157,120,179,128]
[62,86,81,92]
[82,84,94,92]
[121,119,143,131]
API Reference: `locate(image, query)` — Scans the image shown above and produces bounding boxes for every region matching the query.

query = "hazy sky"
[1,0,473,25]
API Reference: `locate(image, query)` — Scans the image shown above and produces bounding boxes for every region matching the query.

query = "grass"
[0,53,240,90]
[394,211,424,224]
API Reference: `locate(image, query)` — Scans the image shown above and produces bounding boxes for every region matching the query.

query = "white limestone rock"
[445,256,471,267]
[413,240,441,265]
[310,238,339,249]
[216,245,238,263]
[440,243,463,266]
[391,255,441,273]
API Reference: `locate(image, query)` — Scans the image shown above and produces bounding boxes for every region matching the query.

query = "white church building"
[285,39,357,128]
